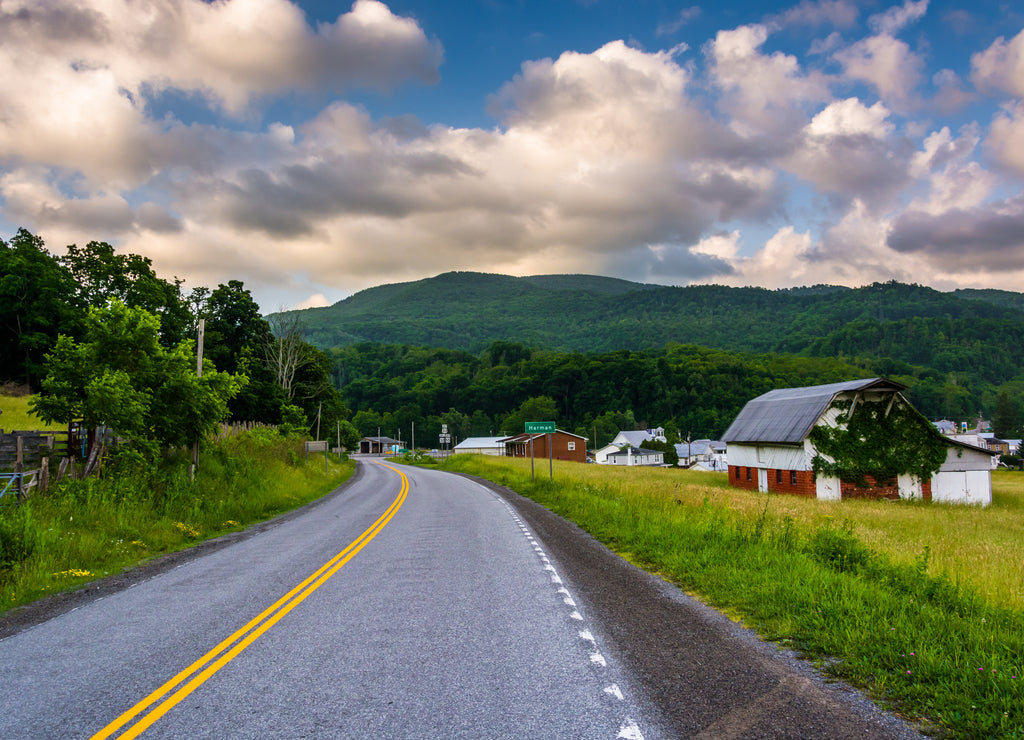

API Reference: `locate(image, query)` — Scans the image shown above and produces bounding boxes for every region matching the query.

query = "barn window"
[567,441,575,451]
[776,469,782,484]
[790,470,798,485]
[746,467,751,481]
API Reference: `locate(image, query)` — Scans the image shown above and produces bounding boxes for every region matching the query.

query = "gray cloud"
[887,198,1024,269]
[768,0,859,30]
[0,3,109,44]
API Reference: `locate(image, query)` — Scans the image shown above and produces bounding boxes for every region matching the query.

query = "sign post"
[305,440,329,472]
[524,422,556,480]
[439,424,451,459]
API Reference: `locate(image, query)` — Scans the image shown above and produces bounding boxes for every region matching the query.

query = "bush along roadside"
[0,429,354,614]
[441,456,1023,740]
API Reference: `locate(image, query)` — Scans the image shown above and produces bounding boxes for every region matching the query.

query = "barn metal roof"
[721,378,907,445]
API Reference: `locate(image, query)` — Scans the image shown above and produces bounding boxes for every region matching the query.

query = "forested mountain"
[286,273,1024,389]
[283,273,1024,442]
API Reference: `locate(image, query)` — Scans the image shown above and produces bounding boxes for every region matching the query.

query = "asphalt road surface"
[0,459,925,739]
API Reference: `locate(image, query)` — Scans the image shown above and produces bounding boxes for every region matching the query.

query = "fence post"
[40,456,50,493]
[13,460,22,501]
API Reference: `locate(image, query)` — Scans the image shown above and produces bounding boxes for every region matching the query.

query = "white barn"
[722,378,993,505]
[452,436,508,455]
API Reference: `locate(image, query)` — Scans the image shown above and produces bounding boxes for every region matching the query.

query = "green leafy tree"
[199,281,282,423]
[336,419,361,451]
[0,229,78,387]
[31,301,244,458]
[641,439,678,466]
[993,391,1022,440]
[59,240,190,345]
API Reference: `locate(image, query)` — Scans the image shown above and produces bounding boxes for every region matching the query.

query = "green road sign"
[525,421,556,433]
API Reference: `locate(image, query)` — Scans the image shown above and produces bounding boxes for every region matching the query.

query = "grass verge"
[440,455,1023,739]
[0,429,354,614]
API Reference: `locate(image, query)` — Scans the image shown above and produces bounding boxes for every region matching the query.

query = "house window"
[567,441,575,451]
[790,470,798,485]
[746,467,751,481]
[776,469,783,484]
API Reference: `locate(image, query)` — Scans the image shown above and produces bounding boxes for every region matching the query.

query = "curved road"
[0,459,923,739]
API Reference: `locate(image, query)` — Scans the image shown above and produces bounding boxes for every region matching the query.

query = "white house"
[452,436,508,455]
[676,439,727,470]
[610,428,666,447]
[722,378,994,505]
[601,445,664,466]
[594,443,622,465]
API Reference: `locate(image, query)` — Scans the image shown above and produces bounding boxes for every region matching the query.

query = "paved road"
[0,461,652,739]
[0,460,924,739]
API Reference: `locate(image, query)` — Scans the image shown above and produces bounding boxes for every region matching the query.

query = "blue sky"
[2,0,1024,311]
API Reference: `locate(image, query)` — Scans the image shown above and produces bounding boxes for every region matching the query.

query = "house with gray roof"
[600,445,664,467]
[722,378,993,505]
[610,428,666,447]
[675,439,727,470]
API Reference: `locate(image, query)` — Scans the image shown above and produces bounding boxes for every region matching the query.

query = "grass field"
[438,455,1023,739]
[0,392,65,433]
[0,431,354,614]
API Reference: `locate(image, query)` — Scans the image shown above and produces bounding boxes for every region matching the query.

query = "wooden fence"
[0,429,75,504]
[0,421,271,504]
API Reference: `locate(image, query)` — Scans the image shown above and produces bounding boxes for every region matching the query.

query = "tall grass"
[441,456,1024,739]
[0,430,354,614]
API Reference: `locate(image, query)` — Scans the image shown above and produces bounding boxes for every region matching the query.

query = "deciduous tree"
[31,301,244,458]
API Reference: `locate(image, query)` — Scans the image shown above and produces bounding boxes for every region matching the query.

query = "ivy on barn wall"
[809,396,948,488]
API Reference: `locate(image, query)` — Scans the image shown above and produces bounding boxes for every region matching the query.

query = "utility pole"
[192,319,205,476]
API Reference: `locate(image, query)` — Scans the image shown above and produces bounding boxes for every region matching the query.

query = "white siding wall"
[897,474,924,500]
[816,475,841,500]
[938,445,993,472]
[727,443,807,470]
[932,470,992,505]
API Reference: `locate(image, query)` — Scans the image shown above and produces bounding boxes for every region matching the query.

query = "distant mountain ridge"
[283,274,1024,385]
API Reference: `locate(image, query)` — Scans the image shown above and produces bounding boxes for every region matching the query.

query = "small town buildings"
[603,445,664,466]
[502,430,588,464]
[610,428,666,447]
[452,436,508,455]
[593,443,622,465]
[722,378,994,505]
[359,436,402,454]
[676,439,727,470]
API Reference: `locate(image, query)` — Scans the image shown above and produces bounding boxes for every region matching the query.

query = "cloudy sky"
[2,0,1023,311]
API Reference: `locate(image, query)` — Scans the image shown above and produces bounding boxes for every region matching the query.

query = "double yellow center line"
[93,462,408,739]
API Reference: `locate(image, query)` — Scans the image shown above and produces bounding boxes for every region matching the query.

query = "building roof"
[722,378,908,445]
[675,439,726,457]
[453,436,507,450]
[501,429,588,443]
[606,446,661,458]
[612,430,666,446]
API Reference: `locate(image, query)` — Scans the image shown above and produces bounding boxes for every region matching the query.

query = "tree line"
[332,340,1024,447]
[1,228,358,460]
[6,227,1021,458]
